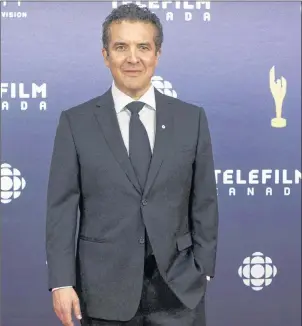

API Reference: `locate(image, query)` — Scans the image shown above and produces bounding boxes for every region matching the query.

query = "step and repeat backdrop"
[1,1,301,326]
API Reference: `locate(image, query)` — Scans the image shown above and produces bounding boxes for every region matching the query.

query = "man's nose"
[127,50,140,63]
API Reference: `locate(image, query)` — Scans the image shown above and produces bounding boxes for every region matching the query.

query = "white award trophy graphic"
[269,66,287,128]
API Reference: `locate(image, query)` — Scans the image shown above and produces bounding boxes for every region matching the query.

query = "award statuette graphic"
[269,66,287,128]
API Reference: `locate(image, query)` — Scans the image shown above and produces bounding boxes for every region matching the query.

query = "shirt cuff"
[52,286,73,292]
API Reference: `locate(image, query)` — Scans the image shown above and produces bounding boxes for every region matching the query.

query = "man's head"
[102,4,163,99]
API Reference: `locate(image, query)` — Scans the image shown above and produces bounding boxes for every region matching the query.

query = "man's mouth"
[124,70,142,74]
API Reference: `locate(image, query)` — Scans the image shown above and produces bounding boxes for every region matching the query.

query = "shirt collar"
[111,80,156,114]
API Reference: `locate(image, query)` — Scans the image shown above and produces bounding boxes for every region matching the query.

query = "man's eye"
[140,46,148,50]
[116,46,125,51]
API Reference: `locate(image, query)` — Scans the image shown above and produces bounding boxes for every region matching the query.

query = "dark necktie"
[126,101,152,190]
[127,101,153,257]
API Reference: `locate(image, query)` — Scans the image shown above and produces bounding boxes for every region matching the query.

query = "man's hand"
[52,287,82,326]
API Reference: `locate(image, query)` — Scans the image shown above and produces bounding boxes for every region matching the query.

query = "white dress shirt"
[111,80,157,154]
[52,81,209,292]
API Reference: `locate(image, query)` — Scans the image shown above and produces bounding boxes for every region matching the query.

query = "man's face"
[102,20,161,98]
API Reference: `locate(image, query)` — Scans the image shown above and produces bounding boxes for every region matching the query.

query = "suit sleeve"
[191,107,219,278]
[45,110,80,291]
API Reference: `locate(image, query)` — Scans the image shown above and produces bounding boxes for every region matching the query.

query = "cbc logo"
[1,163,26,204]
[238,252,278,291]
[152,76,178,98]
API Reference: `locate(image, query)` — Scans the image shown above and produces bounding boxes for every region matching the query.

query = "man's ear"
[156,48,161,63]
[102,48,110,67]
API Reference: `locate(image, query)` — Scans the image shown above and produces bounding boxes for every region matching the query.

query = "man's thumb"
[72,298,82,320]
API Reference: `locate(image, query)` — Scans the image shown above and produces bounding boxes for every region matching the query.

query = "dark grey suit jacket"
[45,87,219,321]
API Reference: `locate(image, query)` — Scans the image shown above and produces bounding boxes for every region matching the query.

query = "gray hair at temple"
[102,3,163,54]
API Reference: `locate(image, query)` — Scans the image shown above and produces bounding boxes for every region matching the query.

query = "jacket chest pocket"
[173,146,196,163]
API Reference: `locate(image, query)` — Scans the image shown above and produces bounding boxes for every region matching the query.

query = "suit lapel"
[93,88,141,194]
[143,88,174,198]
[93,87,174,197]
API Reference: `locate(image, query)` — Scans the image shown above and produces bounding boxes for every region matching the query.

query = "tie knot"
[126,101,145,115]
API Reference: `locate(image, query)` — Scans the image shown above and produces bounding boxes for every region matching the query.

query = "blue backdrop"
[1,1,301,326]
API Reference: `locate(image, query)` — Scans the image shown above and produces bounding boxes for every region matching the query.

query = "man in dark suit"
[46,4,218,326]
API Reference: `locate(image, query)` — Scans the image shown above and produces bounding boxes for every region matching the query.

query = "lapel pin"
[162,125,166,129]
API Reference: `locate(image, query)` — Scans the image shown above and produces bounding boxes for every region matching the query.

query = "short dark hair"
[102,3,163,54]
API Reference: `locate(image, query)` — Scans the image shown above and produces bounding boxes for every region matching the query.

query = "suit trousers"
[80,242,206,326]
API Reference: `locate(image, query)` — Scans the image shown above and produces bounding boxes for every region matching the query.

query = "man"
[46,4,218,326]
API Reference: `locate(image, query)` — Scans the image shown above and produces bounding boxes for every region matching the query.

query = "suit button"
[139,237,145,244]
[141,199,148,206]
